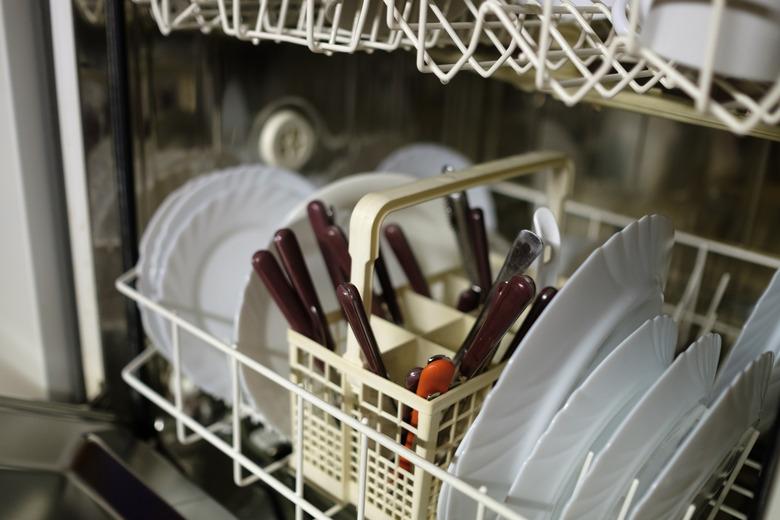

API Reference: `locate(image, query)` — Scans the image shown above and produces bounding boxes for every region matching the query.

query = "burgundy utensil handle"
[456,288,480,313]
[307,200,342,289]
[252,250,315,338]
[375,250,403,325]
[459,275,536,379]
[273,228,335,351]
[325,225,390,320]
[469,208,492,298]
[501,286,557,363]
[453,230,542,367]
[336,283,388,379]
[446,192,479,286]
[384,223,431,297]
[325,225,351,280]
[405,366,423,393]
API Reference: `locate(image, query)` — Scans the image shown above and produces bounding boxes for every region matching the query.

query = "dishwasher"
[15,0,780,518]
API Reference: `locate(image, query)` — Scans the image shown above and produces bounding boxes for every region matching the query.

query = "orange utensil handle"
[400,358,455,471]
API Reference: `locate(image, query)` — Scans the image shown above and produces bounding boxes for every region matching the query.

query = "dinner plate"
[139,166,306,355]
[713,269,780,426]
[558,333,721,520]
[629,351,772,520]
[505,315,677,519]
[138,179,199,358]
[142,166,313,367]
[237,173,459,437]
[376,143,496,231]
[154,167,313,401]
[150,165,313,295]
[438,215,673,520]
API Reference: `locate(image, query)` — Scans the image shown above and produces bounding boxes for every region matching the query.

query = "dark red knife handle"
[375,250,403,325]
[384,223,431,297]
[252,250,315,338]
[459,275,535,379]
[325,225,390,321]
[307,200,342,289]
[501,286,557,363]
[469,208,492,300]
[405,366,423,393]
[273,228,335,351]
[456,288,481,313]
[336,283,388,379]
[324,225,351,280]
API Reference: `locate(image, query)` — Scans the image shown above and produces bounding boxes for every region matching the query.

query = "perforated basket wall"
[289,268,507,520]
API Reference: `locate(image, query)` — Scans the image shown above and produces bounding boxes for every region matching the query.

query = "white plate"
[559,333,721,520]
[154,168,313,401]
[714,269,780,427]
[138,179,199,358]
[438,215,673,520]
[150,166,312,308]
[237,173,458,437]
[141,166,313,370]
[629,352,772,520]
[376,143,496,231]
[505,315,677,519]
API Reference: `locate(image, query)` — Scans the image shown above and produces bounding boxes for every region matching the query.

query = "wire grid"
[74,0,106,24]
[114,180,780,519]
[132,0,226,34]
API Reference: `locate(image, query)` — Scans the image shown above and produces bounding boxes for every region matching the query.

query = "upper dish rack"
[131,0,780,137]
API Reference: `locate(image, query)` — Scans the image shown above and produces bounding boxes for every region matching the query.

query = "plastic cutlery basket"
[288,152,573,520]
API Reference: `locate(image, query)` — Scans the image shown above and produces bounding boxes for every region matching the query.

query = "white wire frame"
[114,182,779,519]
[131,0,780,135]
[116,273,762,520]
[74,0,105,24]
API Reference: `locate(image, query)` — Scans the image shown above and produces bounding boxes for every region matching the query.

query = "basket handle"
[345,150,574,365]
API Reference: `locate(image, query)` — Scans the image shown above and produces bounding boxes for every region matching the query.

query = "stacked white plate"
[137,164,315,403]
[437,215,777,520]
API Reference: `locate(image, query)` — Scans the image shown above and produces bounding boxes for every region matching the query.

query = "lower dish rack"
[116,160,780,520]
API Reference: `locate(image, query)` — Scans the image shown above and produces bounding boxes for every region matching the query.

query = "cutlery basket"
[289,292,502,520]
[288,152,573,519]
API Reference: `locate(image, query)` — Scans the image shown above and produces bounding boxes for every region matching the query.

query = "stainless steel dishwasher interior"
[66,4,780,518]
[0,398,232,519]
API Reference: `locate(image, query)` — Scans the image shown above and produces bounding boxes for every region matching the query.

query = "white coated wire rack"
[116,175,780,519]
[131,0,780,135]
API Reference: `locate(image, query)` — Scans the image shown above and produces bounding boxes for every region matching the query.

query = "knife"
[500,286,557,363]
[374,250,404,325]
[452,230,543,368]
[307,200,342,289]
[469,208,492,300]
[405,366,423,393]
[455,288,481,313]
[252,250,315,339]
[273,228,335,351]
[457,274,536,379]
[324,224,391,321]
[384,223,431,297]
[446,191,480,289]
[336,283,388,379]
[401,356,456,471]
[324,224,351,282]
